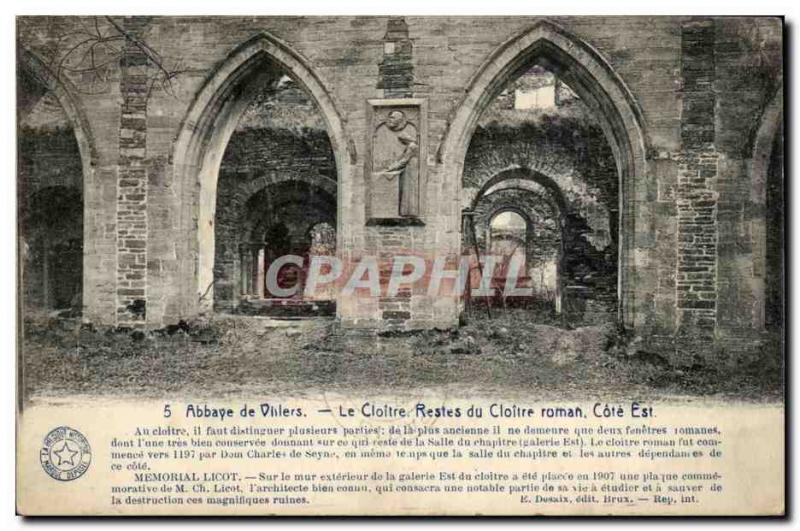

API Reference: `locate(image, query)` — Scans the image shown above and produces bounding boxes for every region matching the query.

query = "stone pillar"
[676,19,718,334]
[256,248,266,298]
[355,16,434,330]
[116,17,150,327]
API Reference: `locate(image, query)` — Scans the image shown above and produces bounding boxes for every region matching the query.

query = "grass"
[20,310,783,404]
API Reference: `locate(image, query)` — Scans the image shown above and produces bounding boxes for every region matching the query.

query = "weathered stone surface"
[16,16,783,361]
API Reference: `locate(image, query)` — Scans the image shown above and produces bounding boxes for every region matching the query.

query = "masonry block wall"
[674,19,719,337]
[116,17,151,327]
[17,16,783,358]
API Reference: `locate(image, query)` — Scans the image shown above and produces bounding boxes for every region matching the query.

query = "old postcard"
[15,15,784,516]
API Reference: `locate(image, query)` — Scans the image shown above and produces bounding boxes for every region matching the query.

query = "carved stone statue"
[372,109,420,218]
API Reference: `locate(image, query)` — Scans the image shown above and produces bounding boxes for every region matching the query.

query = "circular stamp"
[39,426,91,481]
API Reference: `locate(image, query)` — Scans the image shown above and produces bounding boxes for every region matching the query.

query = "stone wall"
[675,19,718,335]
[116,17,151,327]
[16,16,783,359]
[714,17,783,338]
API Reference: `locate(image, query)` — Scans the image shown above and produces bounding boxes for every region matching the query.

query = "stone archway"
[469,171,565,282]
[18,49,97,186]
[218,179,337,309]
[469,167,570,213]
[466,163,620,324]
[171,32,351,315]
[441,20,648,328]
[18,49,96,317]
[485,206,533,258]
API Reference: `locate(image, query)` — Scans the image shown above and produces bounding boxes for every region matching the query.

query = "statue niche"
[366,99,427,225]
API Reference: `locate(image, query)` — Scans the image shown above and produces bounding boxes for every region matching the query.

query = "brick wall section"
[676,19,718,332]
[366,227,417,329]
[116,17,150,327]
[378,17,414,98]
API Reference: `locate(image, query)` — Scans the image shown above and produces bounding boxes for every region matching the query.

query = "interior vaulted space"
[212,73,338,316]
[462,65,619,325]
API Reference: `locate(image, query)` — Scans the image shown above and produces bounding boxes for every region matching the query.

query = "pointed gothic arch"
[441,20,649,327]
[18,48,97,315]
[171,32,351,314]
[18,48,97,183]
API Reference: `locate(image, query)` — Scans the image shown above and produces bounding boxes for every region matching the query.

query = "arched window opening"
[232,183,335,306]
[462,62,618,326]
[18,67,84,317]
[211,63,338,318]
[489,211,527,271]
[172,34,348,319]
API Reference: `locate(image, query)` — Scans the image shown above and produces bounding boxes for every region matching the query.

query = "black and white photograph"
[11,9,787,517]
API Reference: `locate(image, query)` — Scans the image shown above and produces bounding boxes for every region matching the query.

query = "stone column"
[676,19,718,335]
[116,17,150,327]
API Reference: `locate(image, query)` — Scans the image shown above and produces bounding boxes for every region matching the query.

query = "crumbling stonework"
[378,17,414,99]
[16,16,783,361]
